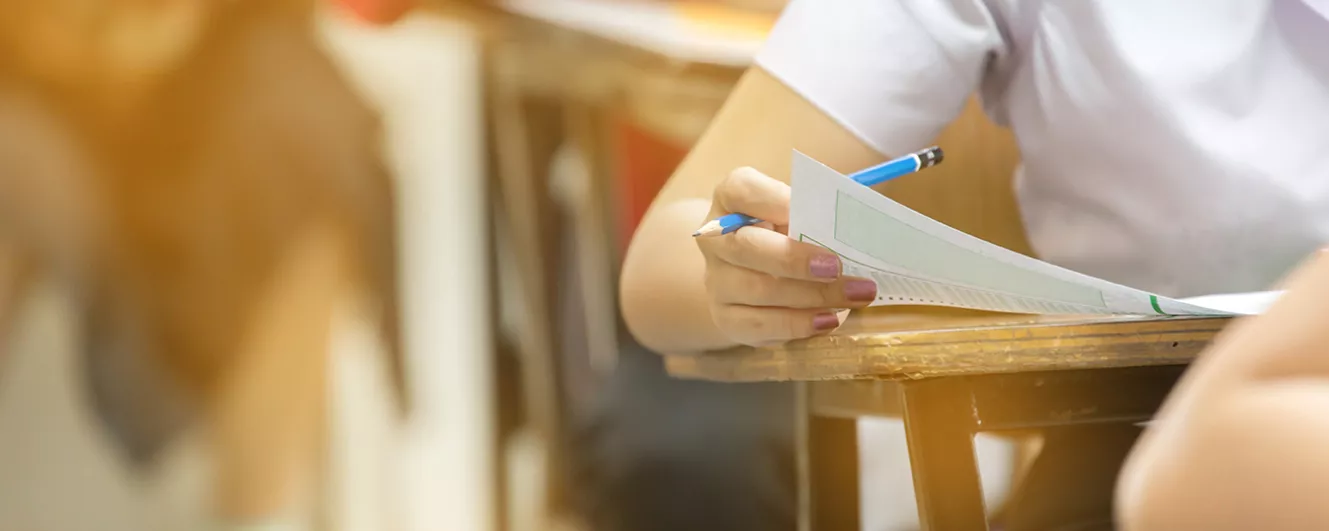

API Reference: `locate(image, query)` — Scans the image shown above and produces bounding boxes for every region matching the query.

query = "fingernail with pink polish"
[809,254,841,279]
[812,312,840,331]
[844,279,878,302]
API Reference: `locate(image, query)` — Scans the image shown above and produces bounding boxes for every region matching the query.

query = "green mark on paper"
[1149,295,1167,315]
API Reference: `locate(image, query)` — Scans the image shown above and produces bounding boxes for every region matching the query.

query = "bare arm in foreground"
[1119,249,1329,530]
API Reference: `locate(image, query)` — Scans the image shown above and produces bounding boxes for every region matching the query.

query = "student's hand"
[695,167,878,347]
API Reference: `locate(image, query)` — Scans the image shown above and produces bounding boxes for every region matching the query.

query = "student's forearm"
[618,68,885,354]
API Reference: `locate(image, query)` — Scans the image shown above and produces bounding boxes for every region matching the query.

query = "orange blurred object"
[335,0,415,25]
[613,113,689,255]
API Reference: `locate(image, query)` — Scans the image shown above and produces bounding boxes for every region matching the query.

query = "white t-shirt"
[756,0,1329,297]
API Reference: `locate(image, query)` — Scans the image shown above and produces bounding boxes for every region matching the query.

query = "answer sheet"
[787,152,1277,317]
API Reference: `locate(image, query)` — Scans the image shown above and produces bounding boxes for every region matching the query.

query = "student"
[1118,249,1329,530]
[620,0,1329,528]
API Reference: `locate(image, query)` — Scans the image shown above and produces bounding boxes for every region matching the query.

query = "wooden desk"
[664,308,1230,531]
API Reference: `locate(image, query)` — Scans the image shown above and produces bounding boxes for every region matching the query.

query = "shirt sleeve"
[755,0,1006,156]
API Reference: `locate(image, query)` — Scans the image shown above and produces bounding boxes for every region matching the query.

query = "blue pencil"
[692,146,944,237]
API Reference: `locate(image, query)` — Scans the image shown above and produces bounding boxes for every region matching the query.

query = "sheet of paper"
[787,151,1272,317]
[1179,291,1281,315]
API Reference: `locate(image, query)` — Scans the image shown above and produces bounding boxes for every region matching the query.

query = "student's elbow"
[1116,400,1239,531]
[1116,434,1236,531]
[619,239,691,354]
[619,216,676,354]
[619,252,664,353]
[1115,456,1178,531]
[1119,384,1329,531]
[619,198,720,354]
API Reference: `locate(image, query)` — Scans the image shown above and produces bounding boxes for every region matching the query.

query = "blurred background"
[0,1,792,530]
[0,1,1031,530]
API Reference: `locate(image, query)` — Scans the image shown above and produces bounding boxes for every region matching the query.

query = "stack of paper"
[788,152,1280,317]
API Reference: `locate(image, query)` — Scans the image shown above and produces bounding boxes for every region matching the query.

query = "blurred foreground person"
[1118,249,1329,530]
[0,1,406,529]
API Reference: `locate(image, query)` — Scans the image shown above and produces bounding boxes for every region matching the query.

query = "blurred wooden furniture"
[484,2,768,527]
[666,309,1227,530]
[488,0,767,386]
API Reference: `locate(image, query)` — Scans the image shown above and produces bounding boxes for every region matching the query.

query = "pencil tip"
[694,219,722,237]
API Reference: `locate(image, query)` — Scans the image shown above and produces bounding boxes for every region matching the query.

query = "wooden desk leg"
[900,378,988,531]
[798,383,861,531]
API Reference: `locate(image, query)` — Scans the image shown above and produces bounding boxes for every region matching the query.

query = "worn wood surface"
[665,307,1232,382]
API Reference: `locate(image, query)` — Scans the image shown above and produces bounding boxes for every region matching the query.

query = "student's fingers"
[697,225,842,281]
[711,304,845,347]
[706,264,877,308]
[712,167,792,226]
